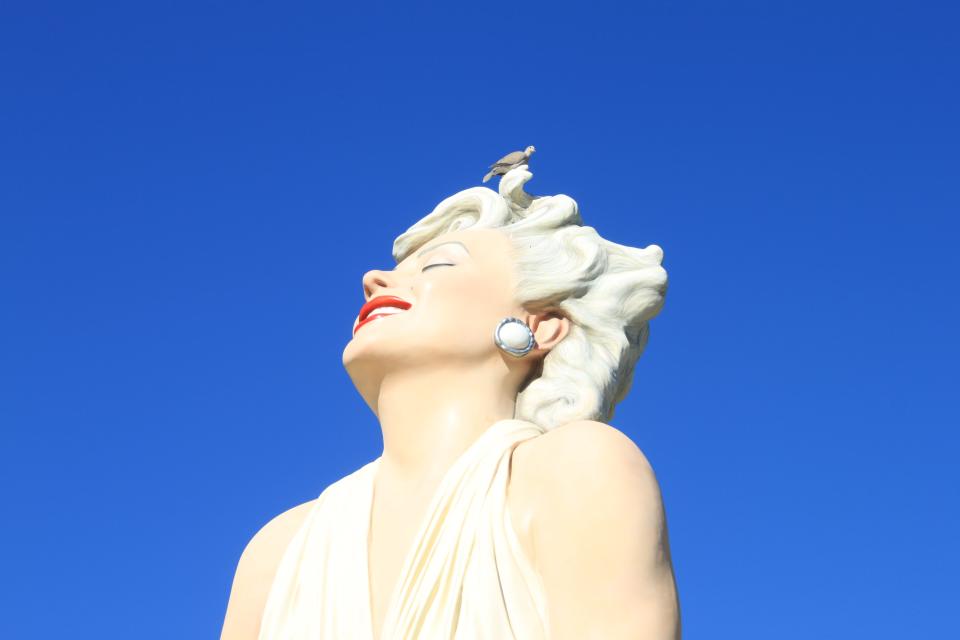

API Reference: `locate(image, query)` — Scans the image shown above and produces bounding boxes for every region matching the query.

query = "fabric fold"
[258,418,550,640]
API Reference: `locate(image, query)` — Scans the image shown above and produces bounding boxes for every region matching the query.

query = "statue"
[221,162,680,639]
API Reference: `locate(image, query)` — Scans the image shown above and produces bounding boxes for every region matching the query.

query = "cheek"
[419,276,511,334]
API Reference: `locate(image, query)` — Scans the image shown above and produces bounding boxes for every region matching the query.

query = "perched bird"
[482,145,536,183]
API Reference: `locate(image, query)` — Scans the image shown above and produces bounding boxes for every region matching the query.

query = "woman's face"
[342,228,530,379]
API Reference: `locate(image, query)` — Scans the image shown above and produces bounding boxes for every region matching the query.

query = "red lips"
[354,295,412,335]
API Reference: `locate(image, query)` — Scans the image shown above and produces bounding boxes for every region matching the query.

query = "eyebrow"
[415,240,470,258]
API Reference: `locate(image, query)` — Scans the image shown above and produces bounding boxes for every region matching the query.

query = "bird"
[482,146,536,183]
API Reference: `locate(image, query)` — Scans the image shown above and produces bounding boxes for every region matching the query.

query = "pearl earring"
[494,317,537,357]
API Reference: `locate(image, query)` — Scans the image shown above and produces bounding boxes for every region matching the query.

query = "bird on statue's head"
[482,145,536,183]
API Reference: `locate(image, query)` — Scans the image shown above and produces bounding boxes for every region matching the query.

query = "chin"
[342,324,408,371]
[341,333,378,369]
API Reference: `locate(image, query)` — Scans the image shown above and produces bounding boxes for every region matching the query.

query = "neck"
[373,358,519,488]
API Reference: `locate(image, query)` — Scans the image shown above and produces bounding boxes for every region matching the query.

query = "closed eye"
[422,263,455,272]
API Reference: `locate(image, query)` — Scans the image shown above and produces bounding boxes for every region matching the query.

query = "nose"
[362,268,395,300]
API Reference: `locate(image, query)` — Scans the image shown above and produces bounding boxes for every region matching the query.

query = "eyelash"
[422,262,454,272]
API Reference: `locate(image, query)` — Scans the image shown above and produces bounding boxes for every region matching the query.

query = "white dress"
[257,418,551,639]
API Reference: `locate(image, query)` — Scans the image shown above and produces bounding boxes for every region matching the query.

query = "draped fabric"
[258,419,551,640]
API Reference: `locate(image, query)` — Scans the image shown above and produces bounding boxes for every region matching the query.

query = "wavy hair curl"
[392,167,667,431]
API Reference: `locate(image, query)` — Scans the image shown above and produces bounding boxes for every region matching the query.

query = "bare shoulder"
[513,419,659,497]
[511,420,680,639]
[220,499,316,640]
[509,419,662,559]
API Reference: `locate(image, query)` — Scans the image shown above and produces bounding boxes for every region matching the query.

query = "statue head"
[342,166,667,431]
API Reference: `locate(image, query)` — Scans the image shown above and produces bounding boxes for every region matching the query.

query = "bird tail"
[482,170,494,183]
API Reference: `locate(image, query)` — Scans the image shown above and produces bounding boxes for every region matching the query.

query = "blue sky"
[2,2,957,638]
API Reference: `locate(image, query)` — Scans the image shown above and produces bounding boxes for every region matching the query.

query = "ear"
[526,311,570,354]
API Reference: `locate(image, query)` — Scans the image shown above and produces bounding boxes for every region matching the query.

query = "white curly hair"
[392,166,668,431]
